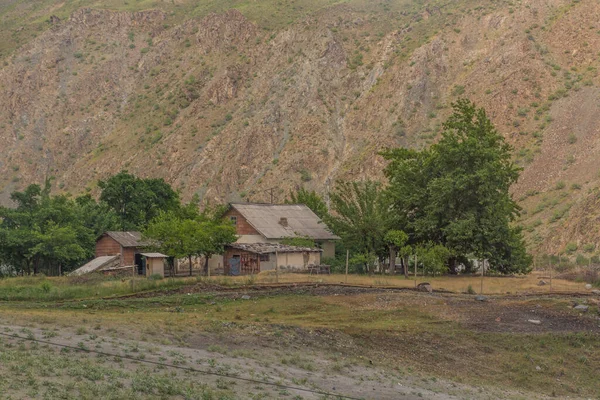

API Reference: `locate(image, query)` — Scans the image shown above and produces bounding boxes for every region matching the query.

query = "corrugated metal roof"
[103,231,148,247]
[69,255,120,276]
[140,252,168,258]
[227,242,322,254]
[230,203,339,240]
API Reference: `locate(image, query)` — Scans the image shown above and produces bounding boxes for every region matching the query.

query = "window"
[259,254,270,262]
[230,216,237,225]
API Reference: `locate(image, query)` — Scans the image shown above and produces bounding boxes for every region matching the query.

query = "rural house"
[72,231,167,277]
[223,242,322,275]
[223,203,339,258]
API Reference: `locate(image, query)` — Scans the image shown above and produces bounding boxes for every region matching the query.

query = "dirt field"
[0,276,599,399]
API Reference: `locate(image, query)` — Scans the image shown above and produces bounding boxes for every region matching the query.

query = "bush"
[466,285,476,295]
[582,243,595,253]
[40,281,52,293]
[576,254,589,266]
[565,242,578,253]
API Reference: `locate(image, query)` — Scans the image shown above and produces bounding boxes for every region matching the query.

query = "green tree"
[0,182,97,275]
[99,171,179,230]
[384,230,408,275]
[383,99,531,273]
[286,187,328,219]
[144,211,205,276]
[325,181,394,273]
[144,203,237,276]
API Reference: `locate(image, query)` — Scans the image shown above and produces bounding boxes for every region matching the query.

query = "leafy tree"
[383,99,531,273]
[196,219,238,275]
[144,202,237,276]
[419,244,452,276]
[144,211,205,276]
[325,181,394,273]
[99,171,179,230]
[0,182,99,275]
[286,187,328,219]
[384,229,409,276]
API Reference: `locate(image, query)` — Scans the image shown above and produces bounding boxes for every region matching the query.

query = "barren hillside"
[1,0,600,256]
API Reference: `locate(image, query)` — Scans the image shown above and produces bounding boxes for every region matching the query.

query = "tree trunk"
[204,254,210,276]
[188,255,193,277]
[448,257,458,274]
[389,246,396,275]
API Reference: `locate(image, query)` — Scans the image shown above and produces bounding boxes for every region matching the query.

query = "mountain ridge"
[1,0,600,256]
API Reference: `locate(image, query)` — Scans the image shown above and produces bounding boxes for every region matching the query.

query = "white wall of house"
[273,252,321,271]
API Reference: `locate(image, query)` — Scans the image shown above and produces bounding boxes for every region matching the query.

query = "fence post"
[275,251,279,284]
[414,253,418,288]
[345,250,349,284]
[480,259,484,294]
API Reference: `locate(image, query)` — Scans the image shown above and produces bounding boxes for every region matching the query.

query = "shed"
[224,242,322,275]
[95,231,150,270]
[139,253,167,278]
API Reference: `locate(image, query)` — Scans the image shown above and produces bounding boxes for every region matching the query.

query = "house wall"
[95,236,122,259]
[275,251,321,271]
[236,234,272,244]
[224,209,260,235]
[223,248,259,275]
[123,248,136,266]
[146,258,165,278]
[95,236,138,266]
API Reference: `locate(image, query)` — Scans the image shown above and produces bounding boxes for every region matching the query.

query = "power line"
[0,331,363,400]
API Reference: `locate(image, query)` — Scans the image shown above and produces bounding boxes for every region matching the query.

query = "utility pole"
[275,251,279,284]
[262,188,276,204]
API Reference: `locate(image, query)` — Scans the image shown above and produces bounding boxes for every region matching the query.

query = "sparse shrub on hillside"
[554,181,565,190]
[571,183,581,190]
[565,242,578,254]
[583,243,596,253]
[300,169,312,182]
[576,254,590,266]
[568,133,577,144]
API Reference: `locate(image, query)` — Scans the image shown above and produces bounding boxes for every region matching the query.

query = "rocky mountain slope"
[1,0,600,257]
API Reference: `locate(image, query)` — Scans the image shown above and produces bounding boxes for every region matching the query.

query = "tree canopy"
[383,99,531,273]
[0,182,120,275]
[99,171,180,231]
[325,180,395,273]
[144,201,237,276]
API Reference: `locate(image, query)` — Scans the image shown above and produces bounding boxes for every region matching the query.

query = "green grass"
[0,275,191,302]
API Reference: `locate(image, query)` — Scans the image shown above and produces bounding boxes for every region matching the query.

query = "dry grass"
[202,272,589,294]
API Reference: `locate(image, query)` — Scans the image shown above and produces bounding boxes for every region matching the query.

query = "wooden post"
[480,259,484,295]
[345,250,349,284]
[551,255,555,292]
[275,251,279,284]
[414,253,418,288]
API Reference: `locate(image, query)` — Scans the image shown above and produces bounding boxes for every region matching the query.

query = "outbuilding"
[223,242,322,275]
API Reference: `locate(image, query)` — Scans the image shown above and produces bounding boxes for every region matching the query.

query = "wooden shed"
[139,253,167,278]
[95,231,149,270]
